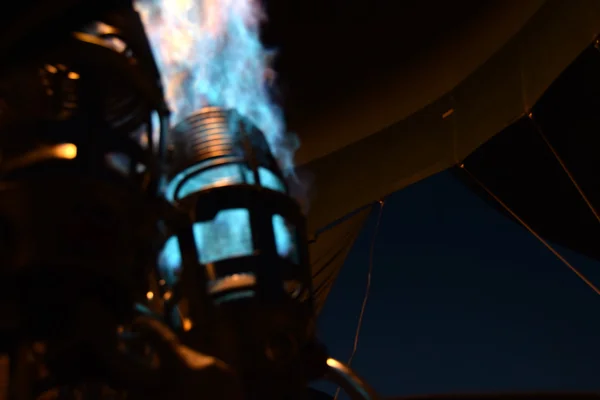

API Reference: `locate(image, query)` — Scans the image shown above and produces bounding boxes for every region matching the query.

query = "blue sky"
[316,170,600,398]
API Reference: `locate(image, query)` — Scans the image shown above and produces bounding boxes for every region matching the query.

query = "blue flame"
[136,0,298,285]
[136,0,298,175]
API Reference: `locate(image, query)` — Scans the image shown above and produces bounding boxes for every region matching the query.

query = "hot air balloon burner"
[161,105,320,395]
[0,2,382,399]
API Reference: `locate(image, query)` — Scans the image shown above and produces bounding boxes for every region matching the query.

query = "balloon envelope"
[264,1,600,311]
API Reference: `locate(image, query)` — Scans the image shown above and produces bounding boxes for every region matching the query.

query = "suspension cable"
[333,199,386,400]
[461,164,600,296]
[527,112,600,225]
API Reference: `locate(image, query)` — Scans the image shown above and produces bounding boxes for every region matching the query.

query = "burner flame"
[136,0,298,176]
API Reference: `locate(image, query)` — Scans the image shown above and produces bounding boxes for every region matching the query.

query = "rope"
[310,202,377,244]
[527,112,600,225]
[333,199,386,400]
[461,164,600,296]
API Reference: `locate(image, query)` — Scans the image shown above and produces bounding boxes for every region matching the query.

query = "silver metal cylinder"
[325,358,380,400]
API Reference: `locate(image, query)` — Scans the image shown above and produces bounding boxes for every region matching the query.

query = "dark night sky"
[314,170,600,397]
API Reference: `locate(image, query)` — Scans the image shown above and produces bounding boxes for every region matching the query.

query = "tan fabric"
[302,0,600,235]
[294,0,546,167]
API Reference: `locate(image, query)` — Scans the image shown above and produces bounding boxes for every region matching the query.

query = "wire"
[333,199,386,400]
[312,222,367,278]
[527,113,600,225]
[311,202,378,244]
[461,164,600,296]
